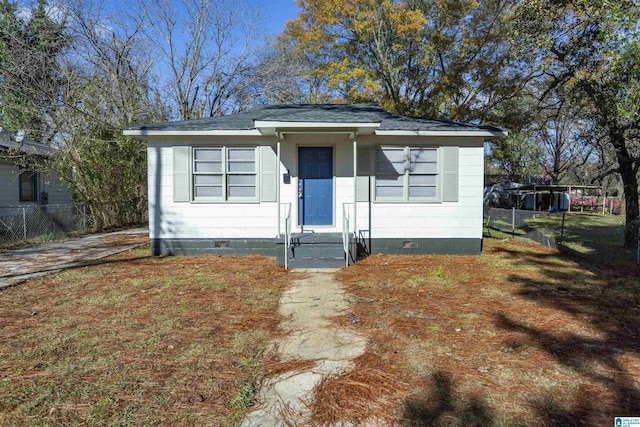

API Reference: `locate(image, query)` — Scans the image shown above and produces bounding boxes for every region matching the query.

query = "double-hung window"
[375,146,438,201]
[193,147,257,201]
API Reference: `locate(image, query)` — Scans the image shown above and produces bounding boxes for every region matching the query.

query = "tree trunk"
[613,132,639,247]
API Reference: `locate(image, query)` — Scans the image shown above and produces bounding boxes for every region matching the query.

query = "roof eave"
[123,124,508,140]
[375,129,508,139]
[123,129,263,137]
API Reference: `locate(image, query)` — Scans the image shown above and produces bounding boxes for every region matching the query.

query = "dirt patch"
[0,248,289,426]
[312,238,640,426]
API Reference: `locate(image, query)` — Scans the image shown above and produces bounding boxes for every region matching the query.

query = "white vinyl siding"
[193,147,256,202]
[147,134,476,242]
[375,146,438,201]
[354,141,481,240]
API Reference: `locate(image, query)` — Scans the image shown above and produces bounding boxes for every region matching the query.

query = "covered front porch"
[267,130,375,269]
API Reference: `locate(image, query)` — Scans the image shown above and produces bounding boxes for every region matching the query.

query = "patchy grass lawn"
[529,212,627,256]
[486,211,634,263]
[0,247,289,426]
[314,238,640,426]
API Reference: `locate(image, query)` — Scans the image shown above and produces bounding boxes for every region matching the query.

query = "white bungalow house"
[124,104,507,267]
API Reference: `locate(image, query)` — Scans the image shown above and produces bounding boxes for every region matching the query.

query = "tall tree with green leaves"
[532,101,594,185]
[0,0,67,142]
[513,0,640,246]
[486,92,542,182]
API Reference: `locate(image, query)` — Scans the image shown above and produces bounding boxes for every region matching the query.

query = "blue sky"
[59,0,300,37]
[253,0,300,34]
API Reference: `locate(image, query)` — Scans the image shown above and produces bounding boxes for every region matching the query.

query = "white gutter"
[124,126,507,139]
[375,129,508,138]
[123,129,263,137]
[276,135,282,237]
[353,137,357,238]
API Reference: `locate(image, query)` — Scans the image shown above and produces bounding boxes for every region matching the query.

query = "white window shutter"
[260,145,277,202]
[356,146,372,202]
[173,146,190,202]
[442,146,459,202]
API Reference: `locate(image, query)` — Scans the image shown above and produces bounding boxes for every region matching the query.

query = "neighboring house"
[124,104,507,267]
[0,130,73,207]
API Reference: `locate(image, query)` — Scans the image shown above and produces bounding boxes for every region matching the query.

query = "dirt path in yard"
[242,269,368,427]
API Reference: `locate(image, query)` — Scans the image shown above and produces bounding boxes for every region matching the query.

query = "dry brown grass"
[309,357,409,426]
[309,238,640,426]
[0,247,289,426]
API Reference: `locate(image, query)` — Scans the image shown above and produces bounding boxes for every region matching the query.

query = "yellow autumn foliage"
[281,0,525,121]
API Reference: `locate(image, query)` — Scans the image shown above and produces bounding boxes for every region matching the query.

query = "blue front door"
[299,147,333,225]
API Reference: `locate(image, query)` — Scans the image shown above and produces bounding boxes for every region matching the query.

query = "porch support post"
[353,136,357,235]
[276,135,282,237]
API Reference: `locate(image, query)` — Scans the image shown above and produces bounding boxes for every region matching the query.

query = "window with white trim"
[375,147,438,201]
[193,147,257,201]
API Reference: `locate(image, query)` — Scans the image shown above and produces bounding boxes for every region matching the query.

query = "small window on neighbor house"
[375,147,438,201]
[193,147,256,201]
[19,171,37,202]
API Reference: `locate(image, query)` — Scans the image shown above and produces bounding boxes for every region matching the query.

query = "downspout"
[276,135,282,237]
[353,136,357,236]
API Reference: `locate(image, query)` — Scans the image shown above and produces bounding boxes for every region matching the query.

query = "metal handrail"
[358,229,370,256]
[283,203,292,270]
[342,203,355,267]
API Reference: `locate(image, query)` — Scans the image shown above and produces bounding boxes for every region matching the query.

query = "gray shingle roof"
[126,104,505,133]
[0,130,55,156]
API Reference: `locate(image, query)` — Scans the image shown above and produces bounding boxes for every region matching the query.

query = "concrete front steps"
[277,232,348,268]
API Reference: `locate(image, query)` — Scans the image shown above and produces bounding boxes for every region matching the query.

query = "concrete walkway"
[242,269,367,427]
[0,229,149,289]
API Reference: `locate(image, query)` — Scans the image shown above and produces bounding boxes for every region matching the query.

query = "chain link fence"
[485,208,557,248]
[0,204,91,247]
[484,207,638,263]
